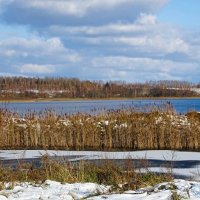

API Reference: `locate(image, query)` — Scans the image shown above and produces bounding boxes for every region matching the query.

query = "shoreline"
[0,96,200,103]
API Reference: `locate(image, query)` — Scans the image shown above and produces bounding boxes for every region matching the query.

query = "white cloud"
[0,37,80,62]
[0,36,81,76]
[20,64,54,74]
[136,13,157,25]
[113,36,189,54]
[78,55,198,81]
[78,34,189,55]
[0,0,199,82]
[49,14,157,35]
[13,0,168,17]
[50,23,145,35]
[0,72,25,77]
[0,49,16,57]
[49,13,189,56]
[91,56,198,76]
[2,37,63,52]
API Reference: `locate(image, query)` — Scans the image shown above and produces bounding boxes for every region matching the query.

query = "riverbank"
[0,96,200,103]
[1,150,200,199]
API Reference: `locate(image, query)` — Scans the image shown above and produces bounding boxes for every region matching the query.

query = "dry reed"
[0,106,200,151]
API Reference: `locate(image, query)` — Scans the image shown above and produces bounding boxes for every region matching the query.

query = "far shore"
[0,96,200,103]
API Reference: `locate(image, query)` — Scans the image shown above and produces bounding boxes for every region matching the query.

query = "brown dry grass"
[0,155,173,191]
[0,106,200,151]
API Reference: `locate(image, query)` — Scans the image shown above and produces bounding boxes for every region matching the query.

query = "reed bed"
[0,155,172,190]
[0,106,200,151]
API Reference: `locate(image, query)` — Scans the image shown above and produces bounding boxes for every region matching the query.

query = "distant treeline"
[0,77,199,99]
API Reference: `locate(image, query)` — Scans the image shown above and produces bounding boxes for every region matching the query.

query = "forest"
[0,77,199,100]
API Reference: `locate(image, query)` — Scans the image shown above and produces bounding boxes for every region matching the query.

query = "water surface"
[0,98,200,114]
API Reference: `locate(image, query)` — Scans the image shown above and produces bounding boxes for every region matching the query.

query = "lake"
[0,98,200,114]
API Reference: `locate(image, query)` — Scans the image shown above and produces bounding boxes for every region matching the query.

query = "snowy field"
[1,179,200,199]
[1,150,200,179]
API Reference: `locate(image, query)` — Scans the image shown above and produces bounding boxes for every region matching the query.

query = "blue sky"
[158,0,200,29]
[0,0,199,82]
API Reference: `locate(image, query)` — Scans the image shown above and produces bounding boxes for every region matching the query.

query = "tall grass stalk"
[0,107,199,151]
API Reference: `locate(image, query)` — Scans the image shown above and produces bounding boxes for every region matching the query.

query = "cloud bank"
[0,0,199,82]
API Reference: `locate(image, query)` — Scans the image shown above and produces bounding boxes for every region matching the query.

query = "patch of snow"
[0,181,110,200]
[114,123,128,129]
[1,179,200,199]
[191,88,200,94]
[155,114,190,126]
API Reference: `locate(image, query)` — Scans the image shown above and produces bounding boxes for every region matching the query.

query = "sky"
[0,0,199,82]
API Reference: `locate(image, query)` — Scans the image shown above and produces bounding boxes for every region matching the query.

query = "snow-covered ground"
[1,150,200,179]
[1,150,200,199]
[0,179,200,200]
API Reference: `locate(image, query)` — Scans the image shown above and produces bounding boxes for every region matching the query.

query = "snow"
[1,179,200,199]
[191,88,200,94]
[1,150,200,161]
[1,150,200,199]
[155,114,190,126]
[90,191,172,200]
[0,180,110,200]
[138,166,200,179]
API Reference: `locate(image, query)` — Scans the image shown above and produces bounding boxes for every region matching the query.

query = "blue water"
[0,98,200,114]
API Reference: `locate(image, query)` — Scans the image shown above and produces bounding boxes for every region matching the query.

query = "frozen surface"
[0,179,200,199]
[1,150,200,179]
[1,150,200,161]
